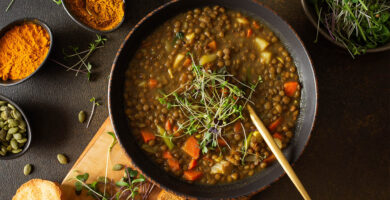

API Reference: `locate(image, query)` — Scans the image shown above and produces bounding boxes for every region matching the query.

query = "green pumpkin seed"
[0,101,28,155]
[78,111,86,123]
[57,154,68,164]
[13,133,22,140]
[1,111,9,120]
[10,139,18,149]
[7,119,18,127]
[23,164,32,175]
[12,149,22,154]
[8,127,19,134]
[0,130,6,141]
[11,110,21,120]
[18,121,26,129]
[7,104,15,110]
[0,106,7,111]
[17,138,27,144]
[5,133,12,141]
[1,145,6,153]
[112,164,124,171]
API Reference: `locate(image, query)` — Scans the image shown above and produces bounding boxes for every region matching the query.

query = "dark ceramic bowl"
[0,95,32,160]
[0,18,53,87]
[62,0,126,34]
[109,0,318,199]
[301,0,390,53]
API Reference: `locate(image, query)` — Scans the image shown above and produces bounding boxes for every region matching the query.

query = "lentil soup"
[124,6,301,185]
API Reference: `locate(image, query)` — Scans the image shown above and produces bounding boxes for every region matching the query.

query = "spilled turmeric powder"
[65,0,125,31]
[0,23,50,81]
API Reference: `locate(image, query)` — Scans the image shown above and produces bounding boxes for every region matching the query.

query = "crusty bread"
[157,190,185,200]
[12,179,62,200]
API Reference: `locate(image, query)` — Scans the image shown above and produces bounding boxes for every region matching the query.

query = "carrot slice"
[252,21,260,29]
[247,28,253,37]
[148,79,158,88]
[173,125,181,137]
[220,88,229,95]
[268,118,282,132]
[183,170,203,181]
[284,81,298,97]
[141,130,155,143]
[188,159,197,170]
[183,58,191,67]
[207,41,217,51]
[233,121,242,133]
[263,154,276,163]
[182,136,200,159]
[167,158,180,171]
[165,120,172,132]
[273,132,284,140]
[163,151,173,159]
[217,138,227,146]
[202,156,213,163]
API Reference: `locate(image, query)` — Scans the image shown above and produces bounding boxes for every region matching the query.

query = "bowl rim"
[301,0,390,53]
[108,0,318,198]
[61,0,126,34]
[0,94,32,160]
[0,18,53,87]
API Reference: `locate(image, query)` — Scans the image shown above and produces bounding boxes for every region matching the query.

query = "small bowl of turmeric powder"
[62,0,126,33]
[0,18,53,86]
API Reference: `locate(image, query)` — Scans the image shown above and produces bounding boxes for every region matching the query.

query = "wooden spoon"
[247,105,311,200]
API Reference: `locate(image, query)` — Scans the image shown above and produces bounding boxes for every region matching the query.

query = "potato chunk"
[186,33,195,42]
[260,51,272,64]
[210,161,232,174]
[254,37,270,51]
[173,53,185,68]
[236,17,249,24]
[199,54,217,65]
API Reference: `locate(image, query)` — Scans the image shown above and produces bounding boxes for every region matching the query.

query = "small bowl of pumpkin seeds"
[0,95,31,160]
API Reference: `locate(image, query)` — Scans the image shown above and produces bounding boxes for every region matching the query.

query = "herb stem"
[344,3,367,41]
[49,58,87,74]
[5,0,14,12]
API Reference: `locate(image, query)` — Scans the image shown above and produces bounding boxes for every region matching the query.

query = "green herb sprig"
[52,0,62,5]
[50,34,107,81]
[159,53,262,154]
[86,97,100,128]
[5,0,15,12]
[172,31,185,45]
[311,0,390,57]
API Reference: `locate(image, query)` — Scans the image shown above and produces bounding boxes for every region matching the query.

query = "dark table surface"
[0,0,389,199]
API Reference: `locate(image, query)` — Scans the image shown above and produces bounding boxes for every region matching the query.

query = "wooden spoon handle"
[247,105,311,200]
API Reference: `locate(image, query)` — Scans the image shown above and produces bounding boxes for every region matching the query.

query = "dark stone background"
[0,0,388,199]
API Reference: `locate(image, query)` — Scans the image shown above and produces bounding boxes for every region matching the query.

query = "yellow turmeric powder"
[0,23,50,81]
[65,0,125,31]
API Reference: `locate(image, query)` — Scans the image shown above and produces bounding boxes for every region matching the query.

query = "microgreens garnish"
[107,132,117,152]
[311,0,390,57]
[158,53,262,154]
[72,132,155,200]
[50,34,107,81]
[86,97,100,128]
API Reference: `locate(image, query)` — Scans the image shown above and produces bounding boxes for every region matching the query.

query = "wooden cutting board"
[60,118,165,200]
[60,117,249,200]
